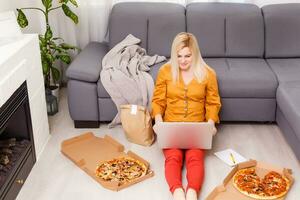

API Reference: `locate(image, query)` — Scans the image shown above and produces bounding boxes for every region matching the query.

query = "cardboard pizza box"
[61,132,154,191]
[206,160,294,200]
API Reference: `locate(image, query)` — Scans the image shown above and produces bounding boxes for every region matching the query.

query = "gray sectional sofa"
[262,4,300,161]
[66,2,300,160]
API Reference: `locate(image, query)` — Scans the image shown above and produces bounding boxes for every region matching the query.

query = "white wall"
[0,1,12,12]
[253,0,300,7]
[0,0,45,34]
[187,0,300,5]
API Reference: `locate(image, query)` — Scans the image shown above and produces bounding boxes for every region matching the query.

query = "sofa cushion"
[97,60,168,98]
[109,2,185,57]
[148,14,185,57]
[187,3,264,58]
[109,5,147,50]
[277,81,300,141]
[267,59,300,83]
[97,80,109,98]
[68,80,99,121]
[149,61,168,82]
[204,58,278,98]
[262,4,300,58]
[66,42,108,83]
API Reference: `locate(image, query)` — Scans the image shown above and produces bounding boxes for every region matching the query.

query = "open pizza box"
[61,132,154,191]
[206,160,294,200]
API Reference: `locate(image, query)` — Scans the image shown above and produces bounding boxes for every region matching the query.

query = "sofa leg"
[74,120,100,128]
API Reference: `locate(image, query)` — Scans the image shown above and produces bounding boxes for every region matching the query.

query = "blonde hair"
[170,32,208,83]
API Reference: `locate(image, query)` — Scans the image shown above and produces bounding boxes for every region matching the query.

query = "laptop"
[153,122,214,149]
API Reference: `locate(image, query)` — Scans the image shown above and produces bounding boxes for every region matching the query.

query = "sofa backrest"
[109,2,185,57]
[262,4,300,58]
[186,3,264,58]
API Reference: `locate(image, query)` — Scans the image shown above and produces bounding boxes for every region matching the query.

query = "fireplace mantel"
[0,34,50,159]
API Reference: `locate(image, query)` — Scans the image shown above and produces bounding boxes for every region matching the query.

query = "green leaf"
[39,35,45,42]
[49,45,63,53]
[45,26,53,40]
[59,0,78,7]
[53,37,64,41]
[55,47,66,53]
[51,67,60,81]
[60,43,80,51]
[42,61,50,75]
[41,46,48,53]
[39,41,45,49]
[39,35,47,46]
[49,40,58,48]
[42,0,52,9]
[41,53,50,75]
[42,65,48,75]
[62,4,78,24]
[16,9,28,28]
[69,0,78,7]
[58,54,71,64]
[59,43,75,50]
[45,53,54,63]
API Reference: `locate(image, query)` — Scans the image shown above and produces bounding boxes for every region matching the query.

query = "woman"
[152,32,221,200]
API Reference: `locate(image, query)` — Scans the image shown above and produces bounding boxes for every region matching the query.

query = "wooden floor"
[16,88,300,200]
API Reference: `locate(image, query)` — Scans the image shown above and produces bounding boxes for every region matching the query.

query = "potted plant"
[16,0,80,114]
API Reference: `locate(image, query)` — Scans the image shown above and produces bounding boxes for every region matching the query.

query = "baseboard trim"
[74,120,100,128]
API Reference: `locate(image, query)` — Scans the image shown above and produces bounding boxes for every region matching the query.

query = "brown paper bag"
[120,104,154,146]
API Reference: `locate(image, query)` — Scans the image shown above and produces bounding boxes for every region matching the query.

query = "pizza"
[233,167,291,199]
[95,157,148,185]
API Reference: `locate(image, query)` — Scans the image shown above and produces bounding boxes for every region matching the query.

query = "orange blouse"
[151,63,221,123]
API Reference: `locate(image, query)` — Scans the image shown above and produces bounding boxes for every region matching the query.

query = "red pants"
[163,148,205,193]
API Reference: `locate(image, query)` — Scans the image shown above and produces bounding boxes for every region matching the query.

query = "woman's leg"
[185,149,205,194]
[163,148,184,193]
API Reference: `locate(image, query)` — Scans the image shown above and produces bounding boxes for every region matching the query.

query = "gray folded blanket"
[100,34,166,128]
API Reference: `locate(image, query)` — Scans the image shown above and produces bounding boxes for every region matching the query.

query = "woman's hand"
[155,114,163,124]
[208,119,217,136]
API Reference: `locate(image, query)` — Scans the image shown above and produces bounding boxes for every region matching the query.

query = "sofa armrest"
[66,42,109,82]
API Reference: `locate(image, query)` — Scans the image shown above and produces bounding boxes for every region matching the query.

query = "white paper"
[130,104,137,115]
[214,149,247,167]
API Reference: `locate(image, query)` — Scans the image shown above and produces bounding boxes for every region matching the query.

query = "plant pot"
[48,84,60,102]
[45,91,58,116]
[45,85,60,116]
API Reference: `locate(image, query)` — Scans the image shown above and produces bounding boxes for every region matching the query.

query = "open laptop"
[153,122,214,149]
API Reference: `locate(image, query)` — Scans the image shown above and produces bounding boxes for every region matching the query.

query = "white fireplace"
[0,34,50,159]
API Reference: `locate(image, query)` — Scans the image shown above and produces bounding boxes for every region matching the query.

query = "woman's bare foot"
[173,188,186,200]
[186,188,197,200]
